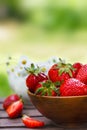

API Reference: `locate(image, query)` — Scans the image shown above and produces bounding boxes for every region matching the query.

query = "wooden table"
[1,98,87,130]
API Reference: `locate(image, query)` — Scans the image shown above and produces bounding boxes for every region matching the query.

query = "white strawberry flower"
[36,56,59,74]
[36,61,48,75]
[47,56,59,65]
[18,56,32,67]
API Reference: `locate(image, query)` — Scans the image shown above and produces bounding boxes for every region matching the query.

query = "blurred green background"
[0,0,87,97]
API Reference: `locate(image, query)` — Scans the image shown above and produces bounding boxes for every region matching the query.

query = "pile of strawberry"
[26,58,87,96]
[3,58,87,128]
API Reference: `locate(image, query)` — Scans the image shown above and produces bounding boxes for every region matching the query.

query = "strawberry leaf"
[35,87,44,95]
[54,81,61,86]
[25,63,41,76]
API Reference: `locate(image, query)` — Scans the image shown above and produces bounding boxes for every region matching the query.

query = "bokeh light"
[0,0,87,96]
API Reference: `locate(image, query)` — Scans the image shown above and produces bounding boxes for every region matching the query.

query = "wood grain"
[0,98,59,130]
[1,98,87,130]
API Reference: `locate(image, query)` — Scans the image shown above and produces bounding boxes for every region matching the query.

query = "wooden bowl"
[28,90,87,124]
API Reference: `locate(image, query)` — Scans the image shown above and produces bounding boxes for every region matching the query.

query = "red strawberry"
[76,64,87,84]
[48,58,75,85]
[26,74,38,92]
[22,115,44,128]
[60,78,87,96]
[6,100,23,118]
[34,83,42,95]
[35,80,58,96]
[25,63,48,92]
[73,62,83,77]
[37,73,48,82]
[3,94,20,110]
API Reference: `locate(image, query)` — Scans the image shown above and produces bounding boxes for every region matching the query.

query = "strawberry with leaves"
[48,58,75,85]
[25,63,48,93]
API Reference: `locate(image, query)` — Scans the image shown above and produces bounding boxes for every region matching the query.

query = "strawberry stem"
[55,58,75,77]
[25,63,41,75]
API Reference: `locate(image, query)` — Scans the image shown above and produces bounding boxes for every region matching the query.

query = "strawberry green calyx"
[55,58,75,77]
[25,63,48,92]
[58,63,74,77]
[25,63,41,76]
[35,80,58,96]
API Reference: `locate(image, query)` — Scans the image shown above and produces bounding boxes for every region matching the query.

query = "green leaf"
[25,63,41,75]
[54,81,60,86]
[47,90,52,96]
[41,89,47,96]
[59,68,65,75]
[35,87,44,95]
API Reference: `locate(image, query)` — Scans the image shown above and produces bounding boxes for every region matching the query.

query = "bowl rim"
[27,90,87,99]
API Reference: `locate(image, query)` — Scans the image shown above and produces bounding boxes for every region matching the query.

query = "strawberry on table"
[6,100,23,118]
[76,64,87,84]
[22,115,44,128]
[25,63,48,93]
[48,58,75,85]
[60,78,87,96]
[3,94,20,110]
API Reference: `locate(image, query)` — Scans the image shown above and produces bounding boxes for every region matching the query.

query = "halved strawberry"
[22,115,44,128]
[6,100,23,118]
[3,94,20,110]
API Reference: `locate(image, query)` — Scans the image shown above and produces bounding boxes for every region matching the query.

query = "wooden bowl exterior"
[28,90,87,124]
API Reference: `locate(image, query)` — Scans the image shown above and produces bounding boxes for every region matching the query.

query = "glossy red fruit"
[48,64,60,82]
[26,74,38,92]
[76,64,87,84]
[3,94,20,110]
[22,115,44,128]
[25,63,48,93]
[48,59,75,84]
[60,78,87,96]
[73,62,83,77]
[37,72,48,82]
[6,100,23,118]
[34,83,42,95]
